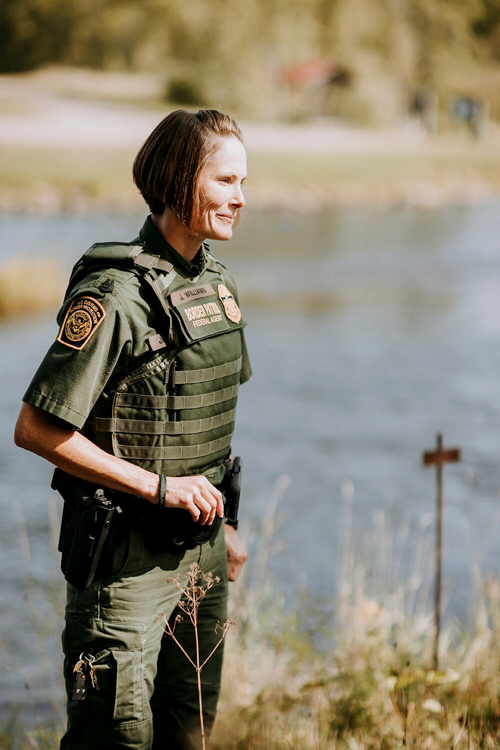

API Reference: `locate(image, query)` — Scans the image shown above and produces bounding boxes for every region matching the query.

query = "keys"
[87,656,97,690]
[71,653,97,701]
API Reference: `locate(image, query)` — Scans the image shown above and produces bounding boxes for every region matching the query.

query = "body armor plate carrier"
[68,241,247,484]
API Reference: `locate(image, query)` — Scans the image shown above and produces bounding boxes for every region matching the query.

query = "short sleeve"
[23,290,133,429]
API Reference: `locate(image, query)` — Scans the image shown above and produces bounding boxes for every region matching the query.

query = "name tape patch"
[170,284,215,307]
[57,296,106,350]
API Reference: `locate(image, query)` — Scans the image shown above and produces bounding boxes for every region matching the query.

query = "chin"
[212,229,233,242]
[202,217,234,242]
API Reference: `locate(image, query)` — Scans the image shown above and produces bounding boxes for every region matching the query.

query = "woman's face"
[193,136,247,242]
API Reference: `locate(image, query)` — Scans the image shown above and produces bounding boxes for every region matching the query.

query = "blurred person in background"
[14,109,251,749]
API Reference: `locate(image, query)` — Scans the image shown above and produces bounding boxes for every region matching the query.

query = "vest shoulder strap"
[66,242,175,298]
[83,242,174,274]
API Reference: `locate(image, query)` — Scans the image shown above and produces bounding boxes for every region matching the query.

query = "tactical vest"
[68,241,247,485]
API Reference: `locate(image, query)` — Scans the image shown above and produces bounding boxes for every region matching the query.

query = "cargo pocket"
[113,649,147,724]
[90,648,147,725]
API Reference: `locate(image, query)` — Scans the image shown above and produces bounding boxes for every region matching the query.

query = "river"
[1,203,500,716]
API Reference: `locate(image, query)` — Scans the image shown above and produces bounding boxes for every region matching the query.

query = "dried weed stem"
[158,563,234,750]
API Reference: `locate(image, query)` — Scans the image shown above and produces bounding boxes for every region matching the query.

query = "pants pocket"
[91,648,147,724]
[113,649,147,723]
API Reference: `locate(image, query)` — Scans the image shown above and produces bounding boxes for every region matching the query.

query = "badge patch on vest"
[170,285,245,342]
[218,284,241,324]
[57,296,106,350]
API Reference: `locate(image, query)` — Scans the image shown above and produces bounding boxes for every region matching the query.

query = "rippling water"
[2,204,500,711]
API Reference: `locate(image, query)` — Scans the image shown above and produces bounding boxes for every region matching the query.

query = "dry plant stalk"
[158,563,234,750]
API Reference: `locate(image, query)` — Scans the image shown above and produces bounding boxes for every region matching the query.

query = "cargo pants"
[60,521,228,750]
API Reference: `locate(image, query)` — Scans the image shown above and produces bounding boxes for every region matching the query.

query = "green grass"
[2,133,500,213]
[211,520,500,750]
[0,145,137,197]
[247,140,500,202]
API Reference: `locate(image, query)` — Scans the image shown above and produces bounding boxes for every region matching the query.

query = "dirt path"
[0,72,425,154]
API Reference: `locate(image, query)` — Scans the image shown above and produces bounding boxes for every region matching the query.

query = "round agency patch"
[57,296,106,350]
[65,310,92,342]
[218,284,241,324]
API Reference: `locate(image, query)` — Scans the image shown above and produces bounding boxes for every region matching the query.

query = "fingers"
[215,488,224,519]
[225,526,247,581]
[192,479,223,525]
[165,475,223,525]
[189,488,213,525]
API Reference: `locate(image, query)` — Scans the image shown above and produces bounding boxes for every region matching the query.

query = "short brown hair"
[133,109,243,229]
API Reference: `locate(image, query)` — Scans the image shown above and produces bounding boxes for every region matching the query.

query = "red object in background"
[282,60,349,89]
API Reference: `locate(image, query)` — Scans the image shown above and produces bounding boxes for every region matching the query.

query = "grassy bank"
[2,132,500,215]
[0,145,140,213]
[0,259,64,318]
[213,606,500,749]
[6,480,500,749]
[10,600,500,750]
[212,483,500,750]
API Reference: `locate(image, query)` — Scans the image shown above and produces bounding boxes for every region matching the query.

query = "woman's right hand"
[158,475,224,526]
[15,404,224,526]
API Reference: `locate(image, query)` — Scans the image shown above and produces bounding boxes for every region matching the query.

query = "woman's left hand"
[224,525,247,582]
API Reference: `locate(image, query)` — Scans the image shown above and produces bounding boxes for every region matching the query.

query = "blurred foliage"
[1,0,500,120]
[166,78,204,106]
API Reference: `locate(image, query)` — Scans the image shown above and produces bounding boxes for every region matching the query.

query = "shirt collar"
[138,215,207,278]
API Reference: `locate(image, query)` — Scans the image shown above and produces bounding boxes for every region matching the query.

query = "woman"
[14,109,251,749]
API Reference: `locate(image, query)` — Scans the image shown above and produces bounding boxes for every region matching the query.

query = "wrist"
[144,473,163,505]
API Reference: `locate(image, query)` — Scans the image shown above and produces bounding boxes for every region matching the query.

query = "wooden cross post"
[423,433,460,670]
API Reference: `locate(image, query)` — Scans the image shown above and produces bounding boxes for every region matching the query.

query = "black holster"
[52,458,244,576]
[222,456,242,529]
[52,469,120,590]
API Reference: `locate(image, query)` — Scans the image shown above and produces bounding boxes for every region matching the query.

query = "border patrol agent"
[15,110,250,749]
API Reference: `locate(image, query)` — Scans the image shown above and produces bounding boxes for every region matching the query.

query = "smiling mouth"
[217,214,234,223]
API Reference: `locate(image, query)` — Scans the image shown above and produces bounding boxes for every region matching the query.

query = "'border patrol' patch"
[218,284,241,324]
[57,296,106,350]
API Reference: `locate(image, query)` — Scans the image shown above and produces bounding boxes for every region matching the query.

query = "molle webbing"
[95,407,237,435]
[116,384,239,411]
[116,434,233,461]
[75,238,246,475]
[172,356,242,385]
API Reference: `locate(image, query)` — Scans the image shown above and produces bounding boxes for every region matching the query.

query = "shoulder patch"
[57,296,106,350]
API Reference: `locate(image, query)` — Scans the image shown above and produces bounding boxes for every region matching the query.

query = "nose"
[230,183,245,209]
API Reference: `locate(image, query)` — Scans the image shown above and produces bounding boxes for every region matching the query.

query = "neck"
[151,209,203,261]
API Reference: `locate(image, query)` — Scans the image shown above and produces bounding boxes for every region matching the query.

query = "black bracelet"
[157,475,167,509]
